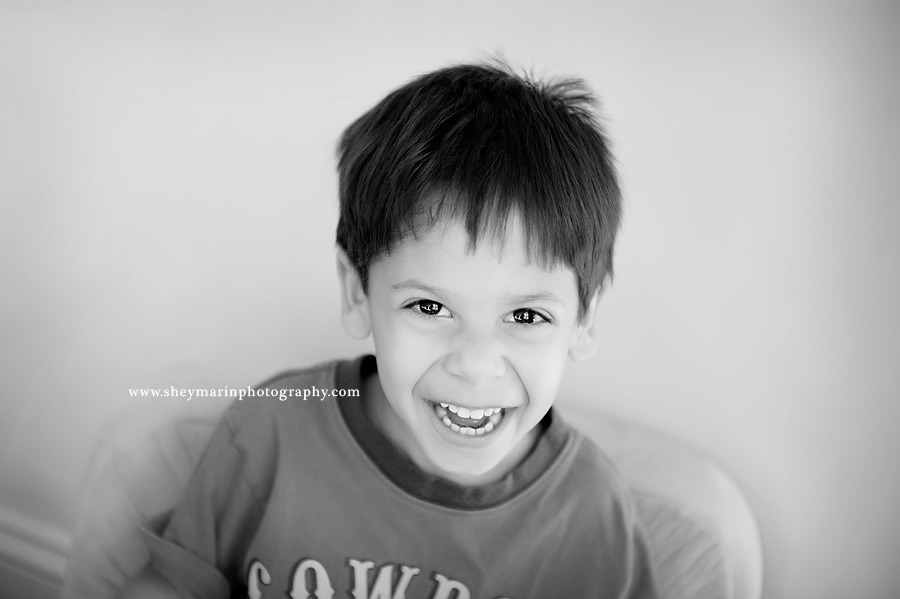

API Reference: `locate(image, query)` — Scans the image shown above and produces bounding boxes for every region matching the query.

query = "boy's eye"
[508,309,549,326]
[409,300,446,317]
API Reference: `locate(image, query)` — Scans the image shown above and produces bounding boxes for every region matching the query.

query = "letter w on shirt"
[349,559,421,599]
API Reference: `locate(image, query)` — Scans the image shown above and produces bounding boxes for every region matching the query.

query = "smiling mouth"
[431,401,506,436]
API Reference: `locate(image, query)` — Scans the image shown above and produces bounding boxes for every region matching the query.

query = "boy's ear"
[335,248,372,340]
[568,288,604,361]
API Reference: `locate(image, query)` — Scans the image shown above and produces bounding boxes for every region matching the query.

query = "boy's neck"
[361,370,540,487]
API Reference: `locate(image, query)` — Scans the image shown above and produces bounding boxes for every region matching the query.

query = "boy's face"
[340,217,599,484]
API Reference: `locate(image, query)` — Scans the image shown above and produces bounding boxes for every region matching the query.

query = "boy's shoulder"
[217,356,360,442]
[199,357,363,496]
[548,411,637,514]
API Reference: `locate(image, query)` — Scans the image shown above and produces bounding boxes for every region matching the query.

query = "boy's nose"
[444,329,507,384]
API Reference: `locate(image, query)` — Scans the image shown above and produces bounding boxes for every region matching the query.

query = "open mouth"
[431,401,506,436]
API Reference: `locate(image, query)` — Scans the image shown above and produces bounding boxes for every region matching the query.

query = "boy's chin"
[409,396,536,484]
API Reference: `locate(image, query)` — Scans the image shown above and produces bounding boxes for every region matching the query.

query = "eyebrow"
[392,280,448,299]
[508,292,565,306]
[391,280,565,306]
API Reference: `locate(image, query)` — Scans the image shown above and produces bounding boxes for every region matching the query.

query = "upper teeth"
[440,402,500,418]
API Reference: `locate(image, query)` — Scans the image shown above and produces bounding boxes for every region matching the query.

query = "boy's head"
[334,62,622,484]
[336,62,621,320]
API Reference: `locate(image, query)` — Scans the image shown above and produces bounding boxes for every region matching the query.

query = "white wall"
[2,1,898,597]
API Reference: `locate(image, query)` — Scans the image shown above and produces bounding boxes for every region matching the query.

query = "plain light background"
[2,1,899,597]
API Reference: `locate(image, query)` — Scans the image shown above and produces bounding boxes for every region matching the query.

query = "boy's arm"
[126,404,269,598]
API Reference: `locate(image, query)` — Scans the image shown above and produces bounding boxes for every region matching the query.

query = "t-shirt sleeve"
[572,436,660,599]
[140,411,266,598]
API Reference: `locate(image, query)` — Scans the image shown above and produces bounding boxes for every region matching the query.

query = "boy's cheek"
[374,328,445,379]
[516,349,570,398]
[507,330,574,367]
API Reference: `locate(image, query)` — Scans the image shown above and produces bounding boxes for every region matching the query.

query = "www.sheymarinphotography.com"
[128,386,361,402]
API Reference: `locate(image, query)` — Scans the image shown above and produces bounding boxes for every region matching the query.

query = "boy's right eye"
[407,300,446,317]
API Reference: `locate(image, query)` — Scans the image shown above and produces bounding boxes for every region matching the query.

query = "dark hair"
[336,62,621,318]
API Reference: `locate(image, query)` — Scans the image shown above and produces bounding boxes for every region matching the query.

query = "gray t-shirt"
[143,356,658,599]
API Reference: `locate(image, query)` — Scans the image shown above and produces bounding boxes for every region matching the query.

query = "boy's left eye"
[506,309,549,326]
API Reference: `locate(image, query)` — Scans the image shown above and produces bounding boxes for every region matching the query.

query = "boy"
[121,62,658,598]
